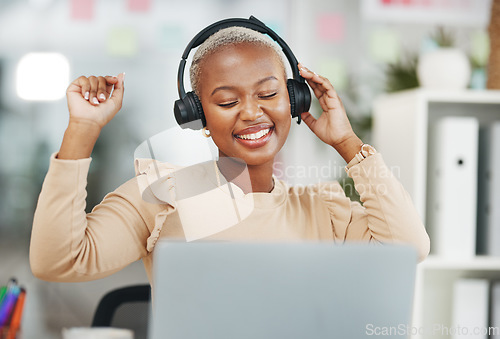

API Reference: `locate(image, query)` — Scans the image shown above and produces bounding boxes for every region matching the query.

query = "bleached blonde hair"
[189,26,287,96]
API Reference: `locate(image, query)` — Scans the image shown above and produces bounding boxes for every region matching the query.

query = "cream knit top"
[30,152,430,284]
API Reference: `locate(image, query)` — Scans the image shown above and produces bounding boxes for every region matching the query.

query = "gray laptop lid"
[150,242,417,339]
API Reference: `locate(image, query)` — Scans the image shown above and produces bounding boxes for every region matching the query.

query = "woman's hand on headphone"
[298,64,363,162]
[66,73,125,130]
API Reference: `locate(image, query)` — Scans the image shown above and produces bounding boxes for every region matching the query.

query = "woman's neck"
[217,156,274,194]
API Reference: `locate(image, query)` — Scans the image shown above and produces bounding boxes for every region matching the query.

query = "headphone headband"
[174,15,311,129]
[177,15,303,99]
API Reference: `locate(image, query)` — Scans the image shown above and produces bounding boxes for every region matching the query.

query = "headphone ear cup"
[287,80,297,119]
[173,92,206,129]
[287,79,311,122]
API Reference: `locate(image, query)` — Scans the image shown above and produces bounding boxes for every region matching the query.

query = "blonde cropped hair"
[189,26,287,96]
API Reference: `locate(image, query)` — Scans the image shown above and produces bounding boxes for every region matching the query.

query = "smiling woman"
[29,17,430,287]
[200,42,291,191]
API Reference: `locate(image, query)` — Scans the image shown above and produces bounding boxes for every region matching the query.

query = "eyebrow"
[210,76,279,96]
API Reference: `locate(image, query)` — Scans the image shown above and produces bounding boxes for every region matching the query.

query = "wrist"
[345,143,378,172]
[58,119,101,160]
[332,134,363,163]
[67,117,103,133]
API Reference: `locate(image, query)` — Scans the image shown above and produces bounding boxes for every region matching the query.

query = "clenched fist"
[66,73,125,129]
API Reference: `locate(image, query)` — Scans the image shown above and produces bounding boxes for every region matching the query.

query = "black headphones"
[173,15,311,130]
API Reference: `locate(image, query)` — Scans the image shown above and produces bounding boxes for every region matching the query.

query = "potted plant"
[417,27,471,90]
[385,53,420,93]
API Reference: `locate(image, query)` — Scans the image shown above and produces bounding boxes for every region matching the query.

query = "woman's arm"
[299,64,429,261]
[345,154,430,261]
[29,156,156,282]
[29,73,156,281]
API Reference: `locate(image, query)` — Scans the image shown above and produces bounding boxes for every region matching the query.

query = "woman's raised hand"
[57,73,125,160]
[66,73,125,130]
[298,63,363,162]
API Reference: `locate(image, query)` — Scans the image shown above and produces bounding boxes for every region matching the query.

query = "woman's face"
[198,42,291,167]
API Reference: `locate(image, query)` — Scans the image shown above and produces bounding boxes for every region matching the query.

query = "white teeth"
[236,128,270,140]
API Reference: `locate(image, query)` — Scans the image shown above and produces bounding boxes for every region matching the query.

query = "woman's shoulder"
[134,158,183,177]
[133,158,184,205]
[133,158,219,206]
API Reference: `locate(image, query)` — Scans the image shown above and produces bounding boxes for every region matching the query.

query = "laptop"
[149,241,417,339]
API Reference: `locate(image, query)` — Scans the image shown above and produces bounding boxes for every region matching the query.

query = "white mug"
[62,327,134,339]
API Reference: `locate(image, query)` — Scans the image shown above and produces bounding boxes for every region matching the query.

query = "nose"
[239,96,263,121]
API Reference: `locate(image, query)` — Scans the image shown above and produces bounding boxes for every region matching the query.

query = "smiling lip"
[234,124,273,135]
[234,125,273,149]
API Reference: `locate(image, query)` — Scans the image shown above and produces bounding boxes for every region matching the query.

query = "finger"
[299,65,337,99]
[300,112,316,129]
[300,112,318,131]
[104,76,118,96]
[308,74,337,100]
[298,64,320,82]
[88,76,100,105]
[336,93,346,112]
[317,90,344,114]
[74,76,90,101]
[298,73,326,105]
[109,72,125,110]
[309,80,329,101]
[97,76,109,102]
[300,66,344,114]
[301,73,331,101]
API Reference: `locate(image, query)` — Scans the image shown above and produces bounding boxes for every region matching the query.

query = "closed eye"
[259,92,277,99]
[218,101,238,108]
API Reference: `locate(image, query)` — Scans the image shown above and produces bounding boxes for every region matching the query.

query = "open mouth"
[234,128,271,140]
[233,127,274,149]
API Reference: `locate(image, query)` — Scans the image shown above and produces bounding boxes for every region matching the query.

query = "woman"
[30,25,429,285]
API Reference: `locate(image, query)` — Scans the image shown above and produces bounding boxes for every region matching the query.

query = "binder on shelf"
[452,278,489,339]
[491,282,500,338]
[427,116,479,258]
[477,122,500,256]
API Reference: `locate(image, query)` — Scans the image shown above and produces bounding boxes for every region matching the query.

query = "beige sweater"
[30,152,430,284]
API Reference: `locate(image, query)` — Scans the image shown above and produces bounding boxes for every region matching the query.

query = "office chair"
[91,284,151,339]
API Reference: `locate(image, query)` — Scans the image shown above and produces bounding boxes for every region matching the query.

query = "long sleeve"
[29,153,170,282]
[326,153,430,261]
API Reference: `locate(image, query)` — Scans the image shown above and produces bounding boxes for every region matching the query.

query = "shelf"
[420,255,500,271]
[373,90,500,339]
[380,88,500,104]
[422,90,500,104]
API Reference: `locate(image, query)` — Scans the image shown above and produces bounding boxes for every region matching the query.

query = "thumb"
[300,112,317,132]
[110,72,125,107]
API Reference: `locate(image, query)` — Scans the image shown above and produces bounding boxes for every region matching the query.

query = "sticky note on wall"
[159,24,185,50]
[317,13,344,43]
[71,0,93,20]
[369,28,400,63]
[317,58,348,91]
[128,0,151,12]
[107,27,138,57]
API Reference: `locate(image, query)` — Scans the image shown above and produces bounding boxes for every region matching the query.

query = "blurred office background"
[0,0,493,338]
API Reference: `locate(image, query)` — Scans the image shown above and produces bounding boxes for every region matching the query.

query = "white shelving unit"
[373,89,500,339]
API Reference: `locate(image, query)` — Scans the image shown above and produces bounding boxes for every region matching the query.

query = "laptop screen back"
[150,242,417,339]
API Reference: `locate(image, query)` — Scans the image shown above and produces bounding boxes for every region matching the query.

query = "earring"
[202,127,211,138]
